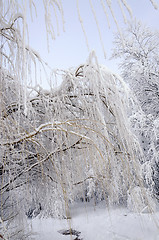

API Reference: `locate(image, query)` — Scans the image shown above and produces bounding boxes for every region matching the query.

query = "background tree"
[112,20,159,198]
[112,20,159,116]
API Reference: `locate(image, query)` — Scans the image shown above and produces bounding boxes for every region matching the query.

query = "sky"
[26,0,159,88]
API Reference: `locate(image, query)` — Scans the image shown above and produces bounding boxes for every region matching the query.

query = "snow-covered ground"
[29,202,159,240]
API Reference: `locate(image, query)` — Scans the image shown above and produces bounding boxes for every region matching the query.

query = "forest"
[0,1,159,239]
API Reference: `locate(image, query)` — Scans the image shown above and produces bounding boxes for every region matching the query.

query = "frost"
[127,187,156,213]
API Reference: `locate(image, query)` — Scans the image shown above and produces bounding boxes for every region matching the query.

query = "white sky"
[27,0,159,87]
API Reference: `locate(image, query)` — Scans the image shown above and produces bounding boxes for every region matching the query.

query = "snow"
[29,202,159,240]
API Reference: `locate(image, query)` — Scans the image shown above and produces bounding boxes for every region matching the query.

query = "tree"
[112,20,159,198]
[112,20,159,116]
[1,53,149,238]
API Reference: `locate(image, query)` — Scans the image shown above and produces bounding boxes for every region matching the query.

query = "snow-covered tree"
[112,20,159,116]
[112,20,159,198]
[1,51,151,237]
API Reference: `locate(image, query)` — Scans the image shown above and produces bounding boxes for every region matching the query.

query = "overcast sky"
[27,0,159,87]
